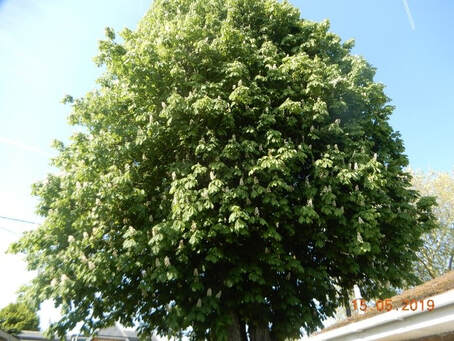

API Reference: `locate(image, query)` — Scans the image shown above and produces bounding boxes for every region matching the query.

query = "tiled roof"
[15,331,53,341]
[71,325,159,341]
[95,326,138,340]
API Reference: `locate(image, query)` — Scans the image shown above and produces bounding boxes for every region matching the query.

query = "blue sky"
[0,0,453,333]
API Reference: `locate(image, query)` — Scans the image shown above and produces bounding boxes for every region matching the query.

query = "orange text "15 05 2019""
[352,299,435,313]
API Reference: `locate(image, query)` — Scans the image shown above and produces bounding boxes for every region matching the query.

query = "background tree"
[410,170,454,281]
[0,302,40,335]
[11,0,436,340]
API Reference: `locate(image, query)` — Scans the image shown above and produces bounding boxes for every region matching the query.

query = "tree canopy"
[11,0,437,340]
[0,302,40,335]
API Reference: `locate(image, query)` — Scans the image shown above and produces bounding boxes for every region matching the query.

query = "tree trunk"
[249,323,272,341]
[239,320,248,341]
[226,312,246,341]
[345,299,352,317]
[342,288,351,317]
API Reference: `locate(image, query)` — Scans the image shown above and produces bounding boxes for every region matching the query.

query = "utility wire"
[0,225,23,235]
[0,215,40,225]
[0,216,40,236]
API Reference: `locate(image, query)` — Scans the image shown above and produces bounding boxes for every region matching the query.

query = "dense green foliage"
[11,0,436,339]
[410,170,454,282]
[0,302,40,335]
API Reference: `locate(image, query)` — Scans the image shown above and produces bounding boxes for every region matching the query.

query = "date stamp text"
[352,298,435,313]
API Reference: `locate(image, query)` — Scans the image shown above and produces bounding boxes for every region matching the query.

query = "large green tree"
[11,0,436,340]
[0,302,40,335]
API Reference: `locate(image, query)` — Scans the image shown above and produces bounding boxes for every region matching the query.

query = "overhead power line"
[0,215,40,225]
[0,225,22,235]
